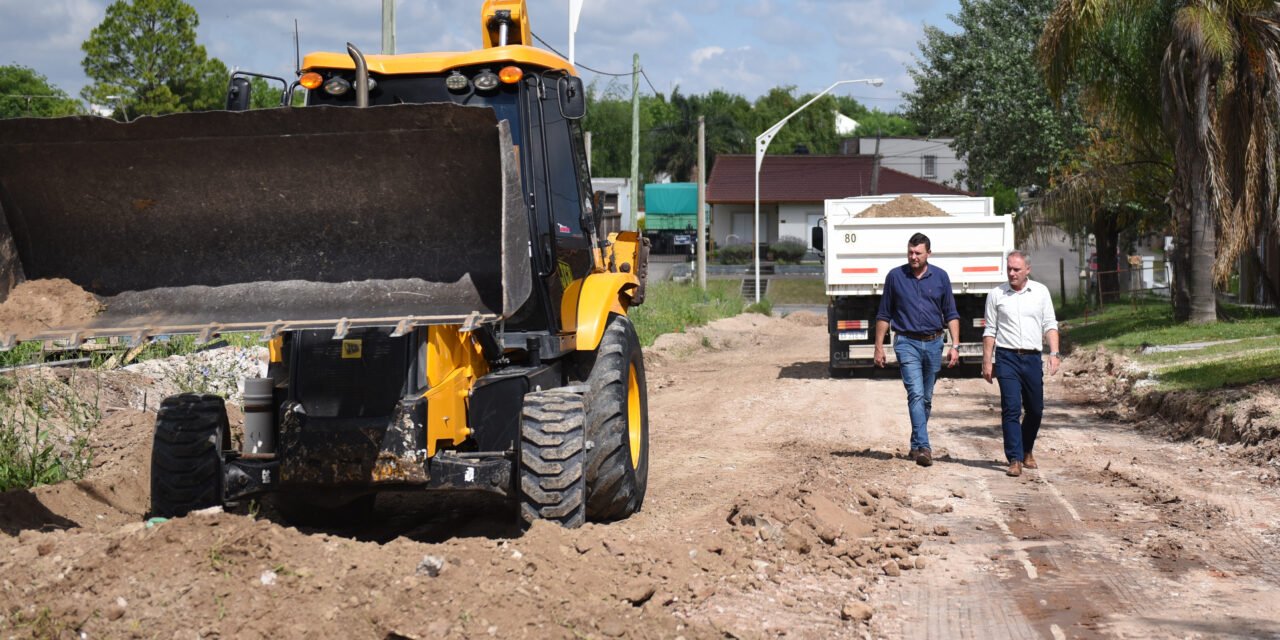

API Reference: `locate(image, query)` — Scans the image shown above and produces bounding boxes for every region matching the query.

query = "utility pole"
[630,54,640,235]
[697,115,707,289]
[870,129,882,195]
[382,0,396,55]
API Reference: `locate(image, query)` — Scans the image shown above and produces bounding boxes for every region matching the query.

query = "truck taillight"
[837,320,869,330]
[972,319,985,328]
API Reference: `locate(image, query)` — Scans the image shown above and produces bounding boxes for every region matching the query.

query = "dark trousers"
[994,349,1043,463]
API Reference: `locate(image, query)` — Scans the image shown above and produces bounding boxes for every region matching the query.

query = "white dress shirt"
[982,279,1058,350]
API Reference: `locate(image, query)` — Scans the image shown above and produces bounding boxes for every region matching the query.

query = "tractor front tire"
[150,393,230,518]
[584,314,650,521]
[519,389,586,528]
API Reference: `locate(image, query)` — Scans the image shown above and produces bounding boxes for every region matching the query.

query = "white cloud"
[690,46,725,67]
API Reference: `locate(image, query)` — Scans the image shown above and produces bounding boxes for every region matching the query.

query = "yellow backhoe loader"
[0,0,649,528]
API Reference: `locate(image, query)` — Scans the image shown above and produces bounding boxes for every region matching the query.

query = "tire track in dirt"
[867,370,1280,639]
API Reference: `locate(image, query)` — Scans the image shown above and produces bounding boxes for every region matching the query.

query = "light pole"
[104,95,129,122]
[752,78,883,303]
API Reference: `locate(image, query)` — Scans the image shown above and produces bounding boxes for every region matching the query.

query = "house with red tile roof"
[706,154,971,249]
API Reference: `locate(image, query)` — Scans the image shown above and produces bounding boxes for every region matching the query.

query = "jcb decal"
[341,339,362,359]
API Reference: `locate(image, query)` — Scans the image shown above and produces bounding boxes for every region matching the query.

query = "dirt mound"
[856,194,950,218]
[0,278,102,338]
[1063,345,1280,465]
[784,310,825,326]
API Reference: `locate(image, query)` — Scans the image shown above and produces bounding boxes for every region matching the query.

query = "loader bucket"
[0,104,531,344]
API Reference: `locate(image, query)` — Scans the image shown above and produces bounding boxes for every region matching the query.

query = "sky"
[0,0,963,114]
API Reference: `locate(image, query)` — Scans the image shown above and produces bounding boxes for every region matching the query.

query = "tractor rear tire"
[150,393,230,518]
[584,314,649,521]
[519,388,586,528]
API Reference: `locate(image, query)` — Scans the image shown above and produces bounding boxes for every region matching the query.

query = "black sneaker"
[915,449,933,467]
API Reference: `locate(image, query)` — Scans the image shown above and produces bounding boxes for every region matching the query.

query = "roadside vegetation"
[1059,298,1280,392]
[0,333,267,492]
[630,278,828,346]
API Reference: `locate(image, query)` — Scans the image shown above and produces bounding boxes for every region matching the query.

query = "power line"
[529,31,660,95]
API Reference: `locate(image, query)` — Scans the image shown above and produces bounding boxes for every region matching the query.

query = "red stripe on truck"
[841,268,878,274]
[963,266,1000,272]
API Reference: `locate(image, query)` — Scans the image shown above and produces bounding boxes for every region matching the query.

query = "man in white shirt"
[981,250,1060,477]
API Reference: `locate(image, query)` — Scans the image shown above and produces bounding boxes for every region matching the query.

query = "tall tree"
[750,86,844,155]
[1040,0,1280,322]
[905,0,1087,193]
[834,96,919,137]
[648,88,748,182]
[80,0,228,117]
[0,65,81,117]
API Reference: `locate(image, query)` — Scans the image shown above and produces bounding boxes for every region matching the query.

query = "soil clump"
[0,278,102,339]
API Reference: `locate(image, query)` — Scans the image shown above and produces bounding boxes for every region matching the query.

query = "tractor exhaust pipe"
[347,42,369,107]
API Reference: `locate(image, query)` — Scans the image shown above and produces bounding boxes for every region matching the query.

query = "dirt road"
[3,312,1280,639]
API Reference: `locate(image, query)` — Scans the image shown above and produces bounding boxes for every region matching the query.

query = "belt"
[898,331,943,341]
[997,347,1041,355]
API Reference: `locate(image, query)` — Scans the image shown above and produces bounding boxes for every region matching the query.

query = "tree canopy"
[0,65,81,117]
[583,81,919,185]
[1039,0,1280,322]
[905,0,1087,193]
[80,0,229,117]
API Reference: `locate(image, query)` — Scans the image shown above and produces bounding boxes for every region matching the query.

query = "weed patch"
[631,281,744,346]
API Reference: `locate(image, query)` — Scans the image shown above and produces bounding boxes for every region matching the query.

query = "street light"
[752,78,883,303]
[104,95,129,122]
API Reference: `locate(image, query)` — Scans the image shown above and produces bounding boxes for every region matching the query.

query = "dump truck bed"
[0,104,530,345]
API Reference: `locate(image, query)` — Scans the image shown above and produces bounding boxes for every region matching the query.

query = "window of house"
[922,155,937,179]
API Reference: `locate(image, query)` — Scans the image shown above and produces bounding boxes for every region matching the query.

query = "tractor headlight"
[323,76,351,96]
[473,69,500,91]
[445,70,469,92]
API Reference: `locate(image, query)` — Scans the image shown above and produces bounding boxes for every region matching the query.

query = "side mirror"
[811,226,824,253]
[557,75,586,120]
[226,77,252,111]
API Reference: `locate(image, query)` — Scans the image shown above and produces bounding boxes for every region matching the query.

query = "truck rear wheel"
[584,314,649,520]
[150,393,230,518]
[519,389,586,528]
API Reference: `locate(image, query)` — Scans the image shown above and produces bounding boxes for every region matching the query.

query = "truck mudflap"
[0,103,530,344]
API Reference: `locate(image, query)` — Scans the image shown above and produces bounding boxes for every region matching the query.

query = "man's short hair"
[908,232,931,251]
[1008,249,1031,265]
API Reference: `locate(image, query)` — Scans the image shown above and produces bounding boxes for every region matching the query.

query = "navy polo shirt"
[875,264,960,334]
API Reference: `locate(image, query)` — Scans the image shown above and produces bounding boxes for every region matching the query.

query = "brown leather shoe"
[1023,452,1037,469]
[915,449,933,467]
[908,448,920,460]
[1006,460,1023,477]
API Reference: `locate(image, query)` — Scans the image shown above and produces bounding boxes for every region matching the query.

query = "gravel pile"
[124,345,268,403]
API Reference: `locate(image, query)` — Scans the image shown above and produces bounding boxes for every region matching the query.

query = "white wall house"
[848,137,964,188]
[706,154,972,251]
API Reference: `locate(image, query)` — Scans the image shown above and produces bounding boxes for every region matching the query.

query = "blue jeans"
[995,349,1044,463]
[894,335,944,451]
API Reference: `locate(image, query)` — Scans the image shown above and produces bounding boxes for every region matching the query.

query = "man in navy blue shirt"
[873,232,960,467]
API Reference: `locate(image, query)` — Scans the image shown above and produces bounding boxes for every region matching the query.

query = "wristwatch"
[1049,351,1061,358]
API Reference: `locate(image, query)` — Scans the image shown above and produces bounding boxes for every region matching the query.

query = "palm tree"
[648,89,748,182]
[1040,0,1280,322]
[1023,116,1172,302]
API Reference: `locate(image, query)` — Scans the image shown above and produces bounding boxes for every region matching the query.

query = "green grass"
[631,280,746,346]
[1058,297,1280,392]
[1060,298,1280,350]
[764,279,827,304]
[1134,335,1280,366]
[1149,349,1280,391]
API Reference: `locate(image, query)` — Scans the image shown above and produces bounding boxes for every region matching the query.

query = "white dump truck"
[811,195,1014,376]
